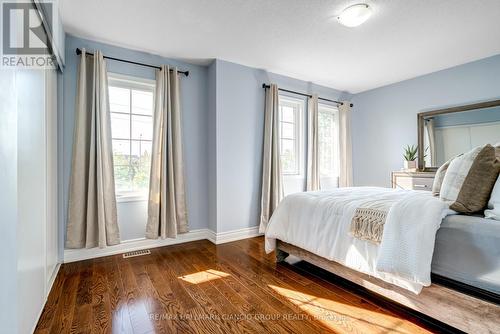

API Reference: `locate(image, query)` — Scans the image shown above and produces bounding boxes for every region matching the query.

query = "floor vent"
[123,249,151,258]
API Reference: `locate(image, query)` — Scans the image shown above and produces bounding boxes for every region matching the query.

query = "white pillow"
[485,171,500,221]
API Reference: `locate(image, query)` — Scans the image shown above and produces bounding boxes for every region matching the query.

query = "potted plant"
[403,145,418,171]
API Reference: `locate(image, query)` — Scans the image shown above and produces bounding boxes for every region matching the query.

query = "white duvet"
[265,187,453,294]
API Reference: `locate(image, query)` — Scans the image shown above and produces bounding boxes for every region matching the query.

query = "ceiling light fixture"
[337,3,372,27]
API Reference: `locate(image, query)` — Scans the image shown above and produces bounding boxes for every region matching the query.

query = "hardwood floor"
[35,237,439,334]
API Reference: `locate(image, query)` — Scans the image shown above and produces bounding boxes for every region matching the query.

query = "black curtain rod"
[262,84,353,107]
[76,48,189,76]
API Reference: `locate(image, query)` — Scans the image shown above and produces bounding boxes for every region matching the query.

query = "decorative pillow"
[485,176,500,220]
[431,158,453,196]
[440,144,500,213]
[485,143,500,220]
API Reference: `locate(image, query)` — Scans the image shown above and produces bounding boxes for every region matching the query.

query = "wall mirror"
[418,99,500,170]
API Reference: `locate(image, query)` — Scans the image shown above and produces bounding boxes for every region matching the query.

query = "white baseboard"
[46,263,61,296]
[64,229,210,263]
[209,226,262,244]
[63,226,262,263]
[32,263,61,334]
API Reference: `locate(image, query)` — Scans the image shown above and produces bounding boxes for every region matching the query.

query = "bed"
[433,215,500,295]
[265,187,500,333]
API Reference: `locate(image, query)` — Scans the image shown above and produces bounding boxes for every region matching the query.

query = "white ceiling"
[60,0,500,93]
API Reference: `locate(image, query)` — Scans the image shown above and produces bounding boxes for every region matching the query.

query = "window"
[318,103,340,178]
[108,74,155,198]
[279,97,304,175]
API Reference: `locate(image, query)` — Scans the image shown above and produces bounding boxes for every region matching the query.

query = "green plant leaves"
[403,144,418,161]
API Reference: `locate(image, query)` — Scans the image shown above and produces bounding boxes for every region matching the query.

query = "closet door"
[16,69,47,334]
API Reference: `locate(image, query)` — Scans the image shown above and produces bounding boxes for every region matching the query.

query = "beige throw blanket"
[350,198,398,244]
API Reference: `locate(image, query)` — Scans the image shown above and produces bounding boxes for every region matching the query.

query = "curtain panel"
[425,118,436,166]
[146,65,189,239]
[66,49,120,249]
[306,94,320,191]
[339,102,353,187]
[259,84,284,233]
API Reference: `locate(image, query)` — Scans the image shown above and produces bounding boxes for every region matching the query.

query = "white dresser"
[391,171,436,191]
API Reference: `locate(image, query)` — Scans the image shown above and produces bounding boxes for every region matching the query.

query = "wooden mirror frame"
[417,99,500,171]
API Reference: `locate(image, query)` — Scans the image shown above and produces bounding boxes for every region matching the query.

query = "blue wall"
[351,54,500,187]
[61,35,209,247]
[210,59,350,232]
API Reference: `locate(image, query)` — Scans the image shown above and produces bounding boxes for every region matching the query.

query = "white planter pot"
[404,160,417,171]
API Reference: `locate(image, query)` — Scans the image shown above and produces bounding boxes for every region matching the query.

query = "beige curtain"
[259,84,283,233]
[146,66,189,239]
[339,101,353,187]
[306,94,320,191]
[425,118,436,166]
[66,49,120,249]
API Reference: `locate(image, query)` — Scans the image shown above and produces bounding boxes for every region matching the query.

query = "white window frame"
[318,103,340,187]
[108,73,155,202]
[279,95,304,176]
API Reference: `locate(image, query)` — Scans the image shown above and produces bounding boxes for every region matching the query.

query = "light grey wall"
[210,59,350,232]
[351,54,500,187]
[61,35,209,245]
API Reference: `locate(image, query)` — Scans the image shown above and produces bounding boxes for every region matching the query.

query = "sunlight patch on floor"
[268,284,417,334]
[178,269,230,284]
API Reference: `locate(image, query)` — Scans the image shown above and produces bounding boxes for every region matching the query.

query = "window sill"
[116,193,148,203]
[283,174,304,179]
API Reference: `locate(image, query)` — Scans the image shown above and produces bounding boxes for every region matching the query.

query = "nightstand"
[391,171,436,191]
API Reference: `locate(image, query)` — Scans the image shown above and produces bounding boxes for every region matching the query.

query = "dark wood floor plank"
[91,258,113,334]
[128,255,172,334]
[104,257,134,334]
[36,237,436,334]
[71,261,94,334]
[117,256,156,334]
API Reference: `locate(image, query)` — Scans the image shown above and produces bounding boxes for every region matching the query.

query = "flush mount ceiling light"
[337,3,372,27]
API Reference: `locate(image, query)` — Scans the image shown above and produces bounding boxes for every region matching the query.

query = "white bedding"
[265,187,453,294]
